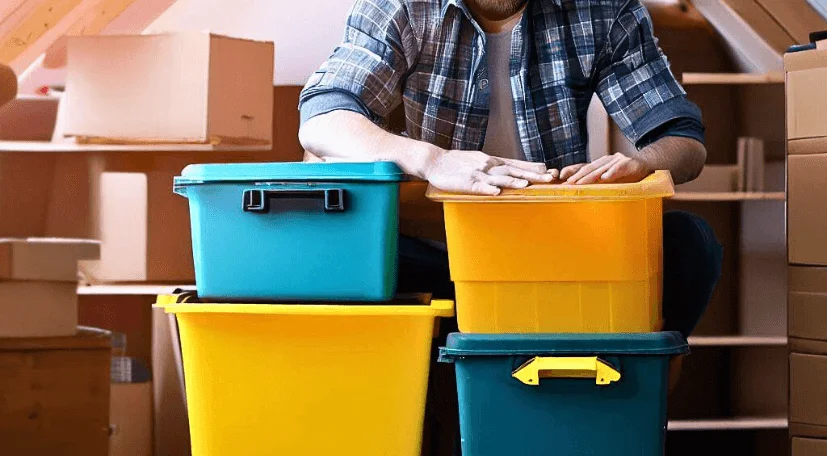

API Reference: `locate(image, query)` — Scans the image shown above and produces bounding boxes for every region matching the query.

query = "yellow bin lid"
[426,170,675,202]
[155,294,455,318]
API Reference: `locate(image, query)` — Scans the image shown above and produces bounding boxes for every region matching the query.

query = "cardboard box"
[64,32,274,145]
[80,170,194,283]
[0,238,99,281]
[110,382,153,456]
[788,154,827,265]
[755,0,827,44]
[786,47,827,140]
[0,328,111,456]
[152,306,191,456]
[0,281,78,338]
[0,95,59,141]
[789,266,827,340]
[793,438,827,456]
[676,164,740,192]
[0,62,15,109]
[791,352,827,431]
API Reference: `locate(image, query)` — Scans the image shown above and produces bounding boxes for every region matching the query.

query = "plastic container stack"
[429,171,689,456]
[164,162,454,456]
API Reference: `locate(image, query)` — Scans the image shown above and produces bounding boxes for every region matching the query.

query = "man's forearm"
[298,110,441,179]
[635,136,707,185]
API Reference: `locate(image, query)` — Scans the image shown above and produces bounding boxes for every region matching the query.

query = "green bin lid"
[174,161,405,186]
[440,332,689,361]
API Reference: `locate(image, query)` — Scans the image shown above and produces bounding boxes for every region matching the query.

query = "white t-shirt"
[481,24,525,161]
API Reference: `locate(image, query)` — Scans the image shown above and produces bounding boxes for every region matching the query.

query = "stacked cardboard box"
[786,39,827,452]
[0,238,99,337]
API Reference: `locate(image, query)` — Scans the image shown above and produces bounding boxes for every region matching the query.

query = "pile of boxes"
[786,36,827,455]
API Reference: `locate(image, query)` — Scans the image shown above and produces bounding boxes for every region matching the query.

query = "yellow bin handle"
[512,356,621,386]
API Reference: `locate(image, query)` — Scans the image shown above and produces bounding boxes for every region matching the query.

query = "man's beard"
[469,0,528,21]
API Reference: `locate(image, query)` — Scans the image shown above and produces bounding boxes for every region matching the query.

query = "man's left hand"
[557,153,652,185]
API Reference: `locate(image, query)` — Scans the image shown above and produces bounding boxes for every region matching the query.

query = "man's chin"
[470,0,528,21]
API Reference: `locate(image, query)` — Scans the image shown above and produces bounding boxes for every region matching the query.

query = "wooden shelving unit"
[0,140,270,153]
[682,72,784,85]
[688,335,788,347]
[77,284,195,296]
[668,417,788,432]
[672,192,786,202]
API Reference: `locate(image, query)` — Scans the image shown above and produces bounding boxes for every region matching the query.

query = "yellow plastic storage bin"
[156,294,454,456]
[427,170,674,334]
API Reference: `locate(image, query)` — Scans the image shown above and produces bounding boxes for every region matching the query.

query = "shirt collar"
[441,0,562,21]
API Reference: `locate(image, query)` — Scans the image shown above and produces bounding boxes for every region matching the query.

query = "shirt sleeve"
[595,0,703,147]
[298,0,415,126]
[636,116,706,149]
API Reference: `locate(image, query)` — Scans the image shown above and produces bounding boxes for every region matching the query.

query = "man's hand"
[425,149,555,195]
[558,153,652,185]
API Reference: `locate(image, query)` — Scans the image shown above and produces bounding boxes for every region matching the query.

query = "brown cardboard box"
[791,352,827,433]
[0,328,111,456]
[0,238,99,281]
[64,32,274,145]
[0,62,15,109]
[789,266,827,340]
[786,48,827,140]
[788,154,827,265]
[755,0,827,44]
[721,0,795,53]
[80,170,194,283]
[152,306,191,456]
[0,281,78,338]
[793,437,827,455]
[0,96,59,141]
[110,382,153,456]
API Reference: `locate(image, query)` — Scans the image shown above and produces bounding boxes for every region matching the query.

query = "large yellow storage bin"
[156,295,454,456]
[427,171,674,333]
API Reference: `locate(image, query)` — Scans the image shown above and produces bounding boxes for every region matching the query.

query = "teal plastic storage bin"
[174,162,404,301]
[439,332,689,456]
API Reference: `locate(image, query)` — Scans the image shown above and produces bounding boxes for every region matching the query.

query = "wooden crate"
[0,328,112,456]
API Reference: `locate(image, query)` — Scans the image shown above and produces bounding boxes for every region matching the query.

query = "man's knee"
[663,210,723,277]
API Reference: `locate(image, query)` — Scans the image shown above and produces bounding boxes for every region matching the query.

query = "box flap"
[427,170,674,202]
[439,332,689,359]
[0,237,100,281]
[174,161,405,186]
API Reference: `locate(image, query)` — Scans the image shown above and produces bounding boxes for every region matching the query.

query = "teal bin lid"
[440,332,689,361]
[174,161,405,187]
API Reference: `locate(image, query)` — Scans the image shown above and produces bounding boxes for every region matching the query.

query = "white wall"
[146,0,353,86]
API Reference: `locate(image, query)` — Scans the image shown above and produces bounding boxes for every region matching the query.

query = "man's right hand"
[424,149,556,196]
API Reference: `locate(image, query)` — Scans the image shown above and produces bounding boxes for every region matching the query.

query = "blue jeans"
[402,211,723,456]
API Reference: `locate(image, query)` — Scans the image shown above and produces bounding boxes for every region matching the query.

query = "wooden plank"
[671,192,786,201]
[0,0,87,69]
[0,1,29,27]
[682,72,784,85]
[668,417,788,431]
[0,140,271,152]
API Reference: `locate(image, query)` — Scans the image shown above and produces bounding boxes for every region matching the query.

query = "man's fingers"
[501,158,547,174]
[575,160,617,185]
[565,155,616,183]
[547,168,560,180]
[559,164,586,181]
[490,165,554,183]
[477,172,530,189]
[470,180,502,196]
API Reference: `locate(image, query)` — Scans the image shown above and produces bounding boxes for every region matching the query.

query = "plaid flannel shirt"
[299,0,703,169]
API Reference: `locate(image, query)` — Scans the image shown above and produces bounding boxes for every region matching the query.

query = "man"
[299,0,722,453]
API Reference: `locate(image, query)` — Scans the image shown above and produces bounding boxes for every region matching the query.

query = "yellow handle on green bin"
[512,356,621,386]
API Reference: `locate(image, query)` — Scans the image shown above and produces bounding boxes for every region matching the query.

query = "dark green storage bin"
[438,332,689,456]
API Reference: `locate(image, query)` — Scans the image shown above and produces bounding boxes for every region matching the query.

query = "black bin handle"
[242,188,346,213]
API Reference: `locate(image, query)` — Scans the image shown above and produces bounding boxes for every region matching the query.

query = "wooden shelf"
[688,336,787,347]
[682,72,784,85]
[671,192,786,202]
[668,417,788,431]
[78,285,195,296]
[0,140,270,153]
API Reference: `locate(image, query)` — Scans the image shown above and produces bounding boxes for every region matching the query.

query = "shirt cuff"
[299,90,372,125]
[632,96,705,149]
